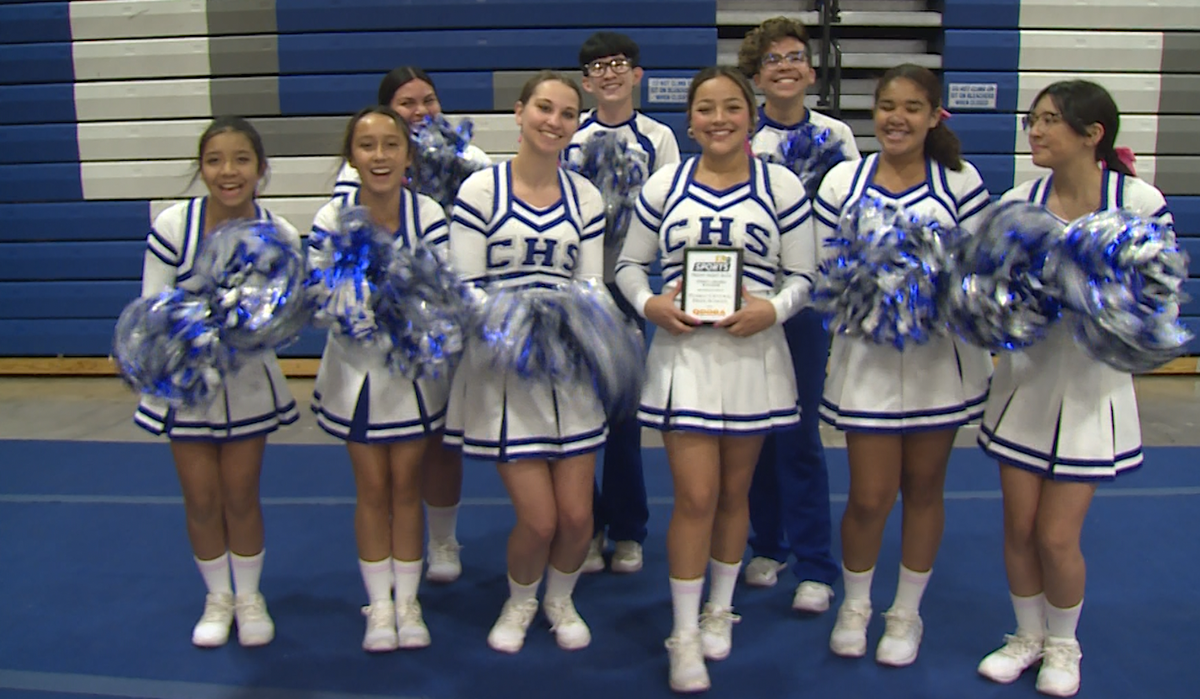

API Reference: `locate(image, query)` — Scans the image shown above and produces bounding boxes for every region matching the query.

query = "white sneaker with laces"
[1035,638,1082,697]
[978,632,1045,684]
[743,557,786,587]
[665,630,710,693]
[792,581,834,613]
[875,607,923,666]
[581,533,606,574]
[487,598,539,653]
[829,599,872,657]
[698,602,740,661]
[395,597,431,649]
[543,596,591,650]
[425,540,462,583]
[234,592,275,647]
[610,541,643,573]
[192,592,234,648]
[361,601,399,652]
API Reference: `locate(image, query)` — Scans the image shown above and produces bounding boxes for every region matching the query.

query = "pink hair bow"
[939,108,952,121]
[1112,146,1137,175]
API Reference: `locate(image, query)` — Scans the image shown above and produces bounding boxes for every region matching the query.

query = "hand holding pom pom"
[944,201,1064,351]
[475,280,646,420]
[411,115,487,210]
[565,131,648,251]
[306,206,395,343]
[195,219,309,354]
[761,123,847,198]
[813,196,954,350]
[1053,209,1191,372]
[113,290,230,408]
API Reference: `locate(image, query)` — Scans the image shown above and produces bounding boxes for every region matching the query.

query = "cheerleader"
[616,66,817,693]
[737,14,861,609]
[136,116,300,648]
[445,71,607,653]
[813,64,992,666]
[975,80,1169,698]
[331,65,489,584]
[566,31,682,575]
[309,106,449,652]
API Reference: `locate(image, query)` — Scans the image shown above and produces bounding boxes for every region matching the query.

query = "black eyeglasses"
[584,57,633,76]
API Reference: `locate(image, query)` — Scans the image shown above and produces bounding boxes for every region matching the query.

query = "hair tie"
[939,108,952,121]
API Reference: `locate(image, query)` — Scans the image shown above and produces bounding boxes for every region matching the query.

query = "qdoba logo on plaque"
[681,246,743,323]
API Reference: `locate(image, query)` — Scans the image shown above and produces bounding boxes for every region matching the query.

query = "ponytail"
[924,122,963,171]
[1101,145,1136,177]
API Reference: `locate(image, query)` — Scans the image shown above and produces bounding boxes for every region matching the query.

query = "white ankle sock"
[1045,599,1083,641]
[707,558,741,609]
[230,550,264,598]
[670,576,705,635]
[544,565,582,602]
[507,575,541,604]
[426,504,459,544]
[891,564,932,612]
[1011,592,1047,637]
[842,564,874,604]
[195,553,232,595]
[392,558,422,603]
[359,558,393,604]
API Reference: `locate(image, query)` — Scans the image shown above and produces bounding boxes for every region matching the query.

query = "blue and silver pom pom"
[112,289,230,408]
[565,131,648,251]
[475,280,646,419]
[411,115,487,210]
[306,206,396,343]
[760,123,847,198]
[813,195,954,350]
[374,240,477,380]
[944,201,1064,351]
[195,218,309,353]
[1053,209,1191,372]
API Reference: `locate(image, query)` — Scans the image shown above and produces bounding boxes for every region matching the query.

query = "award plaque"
[680,246,743,323]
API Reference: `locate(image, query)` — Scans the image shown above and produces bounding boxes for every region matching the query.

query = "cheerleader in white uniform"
[616,66,816,694]
[136,117,299,648]
[445,71,607,654]
[813,65,993,666]
[310,106,449,652]
[330,66,491,585]
[975,81,1168,698]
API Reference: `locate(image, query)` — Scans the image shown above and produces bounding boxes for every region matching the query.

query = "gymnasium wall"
[0,0,715,358]
[940,0,1200,351]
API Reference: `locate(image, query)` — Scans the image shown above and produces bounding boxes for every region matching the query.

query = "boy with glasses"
[566,31,681,577]
[735,15,860,615]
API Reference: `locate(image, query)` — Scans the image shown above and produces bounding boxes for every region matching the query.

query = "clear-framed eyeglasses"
[761,50,808,69]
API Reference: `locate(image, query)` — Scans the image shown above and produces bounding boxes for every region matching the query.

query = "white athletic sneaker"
[1036,638,1082,697]
[792,581,834,613]
[743,557,786,587]
[487,598,539,653]
[698,603,740,661]
[425,540,462,583]
[829,599,872,657]
[978,632,1045,684]
[192,592,234,648]
[875,608,922,666]
[234,592,275,647]
[665,630,710,693]
[395,598,431,649]
[361,601,399,652]
[610,541,644,573]
[581,533,606,574]
[543,596,591,650]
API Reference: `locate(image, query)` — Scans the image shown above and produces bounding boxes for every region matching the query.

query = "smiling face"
[753,37,816,105]
[1025,94,1102,171]
[581,53,642,110]
[873,77,940,161]
[388,79,442,126]
[349,112,410,196]
[688,74,753,159]
[200,130,263,210]
[515,79,580,156]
